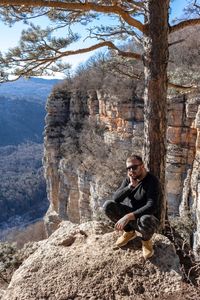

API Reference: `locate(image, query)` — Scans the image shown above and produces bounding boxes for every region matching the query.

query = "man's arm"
[133,176,160,218]
[115,212,136,231]
[113,178,132,203]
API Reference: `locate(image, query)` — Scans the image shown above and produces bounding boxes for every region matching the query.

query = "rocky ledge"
[1,221,187,300]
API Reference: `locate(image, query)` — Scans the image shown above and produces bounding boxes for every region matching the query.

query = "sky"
[0,0,190,76]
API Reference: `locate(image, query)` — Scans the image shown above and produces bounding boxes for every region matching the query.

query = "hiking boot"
[115,231,136,247]
[142,239,154,259]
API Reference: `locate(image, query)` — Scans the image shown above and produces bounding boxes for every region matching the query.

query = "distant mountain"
[0,77,63,145]
[0,77,61,103]
[0,96,46,146]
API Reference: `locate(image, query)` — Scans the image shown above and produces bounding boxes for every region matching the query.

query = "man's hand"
[115,213,135,231]
[129,176,139,188]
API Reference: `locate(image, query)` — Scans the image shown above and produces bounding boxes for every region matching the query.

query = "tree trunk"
[143,0,169,228]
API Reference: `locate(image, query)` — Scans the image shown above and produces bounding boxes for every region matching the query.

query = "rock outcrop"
[43,85,200,254]
[2,221,183,300]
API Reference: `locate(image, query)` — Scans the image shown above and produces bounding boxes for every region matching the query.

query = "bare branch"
[194,0,200,9]
[9,5,48,21]
[0,40,142,81]
[44,40,142,61]
[168,39,185,47]
[0,0,146,33]
[170,18,200,34]
[87,28,130,39]
[116,48,142,59]
[38,41,142,61]
[168,82,197,91]
[107,63,142,79]
[86,23,143,45]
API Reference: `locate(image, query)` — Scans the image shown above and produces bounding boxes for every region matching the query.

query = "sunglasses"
[126,164,142,171]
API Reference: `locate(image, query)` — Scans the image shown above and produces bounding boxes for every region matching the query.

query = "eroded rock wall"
[43,87,71,235]
[43,86,200,254]
[44,88,144,233]
[191,102,200,255]
[166,95,199,216]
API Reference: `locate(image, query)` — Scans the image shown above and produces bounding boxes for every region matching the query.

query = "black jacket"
[113,172,160,219]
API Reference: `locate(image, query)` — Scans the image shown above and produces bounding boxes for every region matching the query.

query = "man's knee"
[102,200,116,214]
[138,215,159,231]
[140,215,153,225]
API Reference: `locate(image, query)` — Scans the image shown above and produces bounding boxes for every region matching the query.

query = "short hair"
[126,155,143,164]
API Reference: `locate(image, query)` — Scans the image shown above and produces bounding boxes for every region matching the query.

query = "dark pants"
[103,200,159,241]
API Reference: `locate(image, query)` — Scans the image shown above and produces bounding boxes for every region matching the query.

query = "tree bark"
[143,0,169,228]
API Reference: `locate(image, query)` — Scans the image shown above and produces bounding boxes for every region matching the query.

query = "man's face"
[126,159,143,179]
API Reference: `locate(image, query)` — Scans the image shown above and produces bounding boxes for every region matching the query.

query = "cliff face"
[166,95,200,253]
[166,96,199,215]
[43,87,144,234]
[43,85,200,253]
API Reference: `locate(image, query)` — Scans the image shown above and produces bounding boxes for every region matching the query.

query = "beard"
[129,173,140,180]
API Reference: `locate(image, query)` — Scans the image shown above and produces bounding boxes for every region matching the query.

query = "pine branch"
[0,0,146,32]
[0,40,142,81]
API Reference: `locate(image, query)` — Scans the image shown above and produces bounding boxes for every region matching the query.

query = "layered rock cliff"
[43,83,200,254]
[43,86,144,234]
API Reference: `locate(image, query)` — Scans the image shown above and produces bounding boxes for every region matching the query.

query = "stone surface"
[2,221,183,300]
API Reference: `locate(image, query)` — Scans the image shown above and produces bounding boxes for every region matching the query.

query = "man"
[103,155,160,260]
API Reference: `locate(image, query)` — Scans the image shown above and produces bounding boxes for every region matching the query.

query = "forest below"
[0,78,58,232]
[0,143,48,230]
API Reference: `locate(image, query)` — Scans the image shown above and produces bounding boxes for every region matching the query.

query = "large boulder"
[2,221,183,300]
